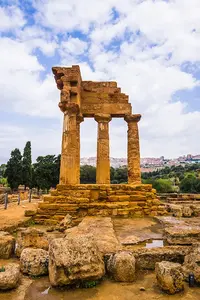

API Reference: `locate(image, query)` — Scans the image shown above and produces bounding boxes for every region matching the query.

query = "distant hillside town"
[81,154,200,172]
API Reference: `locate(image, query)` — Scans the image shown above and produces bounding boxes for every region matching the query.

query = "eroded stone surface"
[0,231,15,259]
[165,226,200,245]
[49,233,105,287]
[155,261,184,294]
[183,244,200,283]
[65,217,121,255]
[0,263,20,290]
[132,246,190,270]
[16,228,49,257]
[20,248,49,276]
[107,251,135,282]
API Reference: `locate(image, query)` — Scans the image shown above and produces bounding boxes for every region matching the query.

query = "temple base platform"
[35,184,167,225]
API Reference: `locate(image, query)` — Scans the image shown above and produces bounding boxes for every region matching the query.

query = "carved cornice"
[61,103,80,115]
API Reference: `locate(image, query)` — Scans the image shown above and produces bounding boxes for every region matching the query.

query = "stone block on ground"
[0,263,20,290]
[65,217,121,255]
[165,225,200,245]
[0,231,15,259]
[155,261,184,294]
[20,248,49,276]
[24,209,37,217]
[16,228,49,257]
[107,251,135,282]
[133,246,190,270]
[48,233,105,287]
[183,244,200,283]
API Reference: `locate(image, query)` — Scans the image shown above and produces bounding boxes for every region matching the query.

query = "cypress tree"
[22,141,32,189]
[5,148,22,190]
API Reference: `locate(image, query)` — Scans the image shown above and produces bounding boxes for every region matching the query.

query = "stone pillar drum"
[95,114,112,184]
[59,105,80,185]
[124,114,141,184]
[76,115,84,184]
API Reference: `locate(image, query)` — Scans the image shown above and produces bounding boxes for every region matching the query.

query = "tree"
[22,141,32,189]
[32,155,59,191]
[113,166,128,183]
[180,173,200,193]
[80,165,96,183]
[0,164,6,178]
[5,148,22,190]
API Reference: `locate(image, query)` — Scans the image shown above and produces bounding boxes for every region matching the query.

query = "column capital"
[124,114,141,123]
[94,113,112,123]
[60,102,80,115]
[76,114,84,124]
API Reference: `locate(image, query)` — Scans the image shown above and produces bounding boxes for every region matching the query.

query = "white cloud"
[0,5,25,32]
[0,0,200,162]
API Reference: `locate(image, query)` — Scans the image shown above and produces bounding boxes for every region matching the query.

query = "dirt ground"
[0,201,39,231]
[22,272,200,300]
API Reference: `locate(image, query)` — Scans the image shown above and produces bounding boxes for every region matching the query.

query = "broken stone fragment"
[0,263,20,290]
[20,248,49,276]
[155,261,184,294]
[16,228,49,257]
[0,231,15,259]
[107,251,136,282]
[183,243,200,283]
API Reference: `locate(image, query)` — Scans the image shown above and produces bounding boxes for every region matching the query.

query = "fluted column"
[124,114,141,184]
[76,115,84,184]
[95,114,112,184]
[59,104,80,185]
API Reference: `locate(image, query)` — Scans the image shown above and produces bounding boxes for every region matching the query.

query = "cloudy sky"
[0,0,200,163]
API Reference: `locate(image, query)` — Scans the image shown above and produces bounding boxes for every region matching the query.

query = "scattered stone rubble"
[3,213,200,294]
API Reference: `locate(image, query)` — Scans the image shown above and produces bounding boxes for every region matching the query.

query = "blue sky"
[0,0,200,163]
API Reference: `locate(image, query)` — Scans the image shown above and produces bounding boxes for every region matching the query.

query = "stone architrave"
[124,114,141,184]
[94,114,112,184]
[59,103,81,185]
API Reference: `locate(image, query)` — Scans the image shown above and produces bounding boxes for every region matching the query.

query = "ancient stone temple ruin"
[36,65,165,224]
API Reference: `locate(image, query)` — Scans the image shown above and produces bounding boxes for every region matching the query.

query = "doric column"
[94,114,112,184]
[76,115,84,184]
[124,114,141,184]
[59,104,80,185]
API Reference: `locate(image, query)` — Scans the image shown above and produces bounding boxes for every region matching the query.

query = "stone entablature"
[52,65,140,185]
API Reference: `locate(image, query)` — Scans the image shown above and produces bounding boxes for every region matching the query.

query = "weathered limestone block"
[20,248,49,276]
[65,217,121,255]
[58,214,72,232]
[165,226,200,245]
[133,246,190,270]
[16,228,49,257]
[0,231,15,259]
[155,261,184,294]
[0,263,20,290]
[182,206,192,217]
[107,251,135,282]
[183,244,200,283]
[24,209,37,217]
[49,233,105,287]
